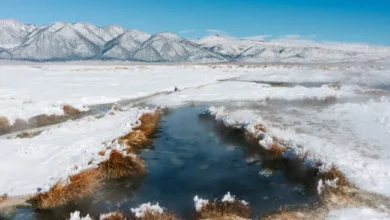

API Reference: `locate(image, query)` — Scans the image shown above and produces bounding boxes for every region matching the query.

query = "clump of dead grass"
[28,114,69,127]
[267,141,286,160]
[254,124,267,133]
[99,150,146,179]
[137,210,180,220]
[318,164,350,188]
[63,104,81,117]
[0,116,10,134]
[261,209,313,220]
[118,111,160,152]
[100,211,126,220]
[0,194,7,204]
[15,130,42,139]
[133,112,160,136]
[30,168,101,209]
[118,131,149,152]
[196,200,250,220]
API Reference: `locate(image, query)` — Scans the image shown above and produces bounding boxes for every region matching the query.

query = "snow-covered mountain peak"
[46,22,68,32]
[197,34,232,44]
[152,32,182,40]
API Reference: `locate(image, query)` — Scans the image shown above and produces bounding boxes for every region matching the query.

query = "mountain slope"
[102,30,151,60]
[0,19,389,63]
[132,32,227,62]
[0,19,36,49]
[10,22,101,61]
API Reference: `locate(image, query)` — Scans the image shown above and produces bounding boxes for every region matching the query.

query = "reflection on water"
[13,106,317,219]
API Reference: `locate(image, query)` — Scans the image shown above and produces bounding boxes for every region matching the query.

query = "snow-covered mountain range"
[1,19,390,63]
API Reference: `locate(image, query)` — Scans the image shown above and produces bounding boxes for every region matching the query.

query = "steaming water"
[12,106,318,219]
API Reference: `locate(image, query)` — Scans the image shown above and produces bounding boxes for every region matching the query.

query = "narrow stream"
[13,106,318,219]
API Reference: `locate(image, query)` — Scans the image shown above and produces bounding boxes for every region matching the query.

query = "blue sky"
[1,0,390,45]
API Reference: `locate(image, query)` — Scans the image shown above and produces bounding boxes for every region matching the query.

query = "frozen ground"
[0,65,240,123]
[1,63,390,218]
[326,207,390,220]
[0,107,150,196]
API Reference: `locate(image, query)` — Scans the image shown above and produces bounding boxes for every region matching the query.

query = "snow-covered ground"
[326,207,390,220]
[1,63,390,218]
[0,65,240,123]
[0,107,150,196]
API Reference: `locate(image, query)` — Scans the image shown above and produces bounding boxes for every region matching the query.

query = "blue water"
[13,106,317,219]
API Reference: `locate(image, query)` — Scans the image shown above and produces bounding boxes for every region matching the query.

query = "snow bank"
[237,67,390,88]
[69,211,92,220]
[0,107,151,196]
[148,81,360,107]
[131,202,164,217]
[194,195,209,211]
[326,207,390,220]
[206,97,390,197]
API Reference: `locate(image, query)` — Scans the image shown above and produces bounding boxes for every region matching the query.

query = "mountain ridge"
[1,19,389,63]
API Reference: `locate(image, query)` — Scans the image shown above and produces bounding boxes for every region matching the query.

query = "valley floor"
[1,62,390,219]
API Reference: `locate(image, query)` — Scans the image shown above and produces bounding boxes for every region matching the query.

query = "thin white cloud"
[242,35,273,41]
[206,29,229,36]
[179,29,196,34]
[272,34,318,46]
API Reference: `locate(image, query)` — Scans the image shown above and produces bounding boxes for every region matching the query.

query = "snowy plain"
[0,63,390,219]
[0,107,150,196]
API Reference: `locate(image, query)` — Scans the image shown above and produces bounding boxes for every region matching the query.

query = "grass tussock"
[15,130,42,139]
[318,165,350,188]
[138,211,180,220]
[254,124,267,133]
[0,194,7,204]
[100,211,126,220]
[267,141,286,159]
[118,111,160,152]
[196,201,250,220]
[133,112,160,136]
[261,210,308,220]
[118,131,149,152]
[0,116,10,133]
[63,104,81,116]
[98,150,146,179]
[28,114,69,127]
[30,168,101,209]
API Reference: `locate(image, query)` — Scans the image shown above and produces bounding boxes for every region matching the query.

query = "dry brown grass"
[0,194,7,204]
[30,168,101,209]
[318,165,350,188]
[98,151,106,156]
[28,114,69,127]
[138,211,180,220]
[267,141,286,159]
[99,150,146,179]
[63,104,81,116]
[261,210,311,220]
[254,124,267,133]
[0,116,10,133]
[196,201,250,220]
[15,130,42,139]
[133,112,160,136]
[117,111,160,152]
[100,211,126,220]
[118,131,149,152]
